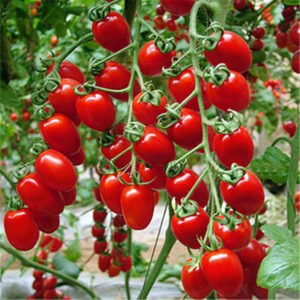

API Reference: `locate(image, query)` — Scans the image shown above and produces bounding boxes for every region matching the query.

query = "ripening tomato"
[220,171,264,215]
[98,254,112,272]
[201,249,244,297]
[213,126,254,168]
[252,27,266,39]
[138,41,176,77]
[206,70,251,112]
[100,172,131,214]
[275,32,287,49]
[288,22,300,46]
[181,260,212,299]
[39,114,81,156]
[161,0,195,16]
[4,209,40,251]
[291,50,300,74]
[139,163,167,190]
[48,78,81,125]
[92,12,131,52]
[67,147,85,166]
[60,187,77,206]
[171,206,209,248]
[101,135,131,169]
[168,68,211,110]
[32,211,60,233]
[166,169,209,207]
[35,149,77,192]
[132,92,168,125]
[50,35,58,46]
[134,126,175,166]
[283,120,297,137]
[204,31,252,73]
[17,173,64,215]
[76,91,116,132]
[121,185,154,230]
[94,61,140,101]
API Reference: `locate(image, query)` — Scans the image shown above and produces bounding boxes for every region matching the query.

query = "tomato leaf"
[249,65,268,81]
[53,253,80,279]
[261,224,293,244]
[257,237,300,291]
[283,0,299,5]
[0,82,21,108]
[63,233,81,262]
[250,146,290,184]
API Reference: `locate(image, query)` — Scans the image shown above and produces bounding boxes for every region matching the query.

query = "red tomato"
[282,6,295,20]
[168,67,211,110]
[32,278,43,290]
[4,209,39,251]
[166,19,177,32]
[76,91,116,132]
[181,260,212,299]
[35,149,77,192]
[213,214,252,250]
[153,190,160,205]
[91,224,105,238]
[60,187,77,206]
[283,120,297,137]
[138,41,176,77]
[10,113,18,121]
[132,92,167,125]
[101,135,131,169]
[100,172,131,214]
[94,240,108,254]
[213,126,254,168]
[67,147,85,166]
[134,126,175,166]
[287,34,298,53]
[121,185,154,230]
[113,215,126,227]
[39,114,81,156]
[43,276,57,289]
[166,169,209,207]
[206,70,251,112]
[154,15,166,30]
[49,237,63,252]
[94,61,140,101]
[50,35,58,46]
[93,208,107,223]
[139,163,167,190]
[275,32,287,49]
[204,31,252,73]
[295,191,300,212]
[17,173,64,215]
[220,171,264,215]
[32,211,60,233]
[98,254,112,272]
[108,263,121,277]
[255,227,264,240]
[249,266,268,299]
[201,249,244,297]
[33,269,44,279]
[289,22,300,46]
[113,230,128,243]
[233,0,247,10]
[92,12,131,52]
[291,50,300,74]
[40,234,53,248]
[161,0,195,16]
[22,111,31,122]
[171,206,209,248]
[156,4,165,15]
[252,27,266,39]
[48,78,81,125]
[251,39,265,51]
[119,255,132,272]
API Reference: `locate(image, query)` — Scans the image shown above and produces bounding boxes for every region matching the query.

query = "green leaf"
[283,0,299,5]
[257,237,300,291]
[252,50,266,63]
[250,146,290,184]
[249,65,268,81]
[53,253,81,279]
[0,82,21,108]
[261,224,293,244]
[63,234,81,262]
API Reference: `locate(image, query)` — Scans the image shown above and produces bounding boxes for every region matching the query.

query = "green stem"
[173,141,204,164]
[252,0,279,29]
[0,168,15,188]
[124,0,138,28]
[271,136,292,147]
[268,288,276,300]
[253,213,259,237]
[125,228,132,300]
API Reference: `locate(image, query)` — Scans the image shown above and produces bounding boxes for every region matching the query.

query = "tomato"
[35,149,77,192]
[76,91,116,132]
[93,208,107,223]
[32,211,60,233]
[156,4,165,15]
[22,111,31,122]
[39,114,81,156]
[295,191,300,212]
[94,61,140,101]
[161,0,195,16]
[283,120,297,137]
[251,39,264,51]
[108,263,121,277]
[60,187,76,206]
[32,278,43,290]
[291,50,300,74]
[289,22,300,46]
[4,209,39,251]
[166,169,209,207]
[252,27,266,39]
[43,276,57,289]
[94,240,108,254]
[100,172,131,214]
[275,32,287,49]
[213,214,252,250]
[10,113,18,121]
[154,15,166,30]
[49,237,63,252]
[119,255,132,272]
[47,61,85,84]
[50,35,58,46]
[113,230,128,243]
[33,270,44,279]
[17,173,64,215]
[138,41,176,77]
[67,147,85,166]
[255,227,264,240]
[139,163,167,190]
[282,6,295,20]
[92,12,131,52]
[201,249,244,297]
[132,92,167,125]
[220,171,264,215]
[92,224,105,238]
[233,0,247,11]
[113,215,126,227]
[168,68,211,110]
[166,19,177,32]
[171,206,209,248]
[213,126,254,168]
[249,266,268,299]
[181,260,212,299]
[121,185,154,230]
[98,254,112,272]
[204,31,252,73]
[40,234,53,248]
[48,78,81,125]
[206,70,251,112]
[101,135,131,169]
[287,34,298,53]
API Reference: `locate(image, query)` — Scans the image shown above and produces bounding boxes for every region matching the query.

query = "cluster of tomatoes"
[30,0,41,17]
[10,98,32,126]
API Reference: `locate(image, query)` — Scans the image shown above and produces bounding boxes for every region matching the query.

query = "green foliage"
[63,233,82,262]
[53,253,81,279]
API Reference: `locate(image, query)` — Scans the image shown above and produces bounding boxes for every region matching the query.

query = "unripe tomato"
[283,120,297,137]
[32,211,60,233]
[161,0,195,16]
[60,187,77,206]
[291,50,300,74]
[139,163,167,190]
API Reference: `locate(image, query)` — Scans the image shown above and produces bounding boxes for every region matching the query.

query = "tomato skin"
[101,135,131,169]
[119,255,132,272]
[252,27,266,39]
[161,0,195,16]
[60,187,77,206]
[289,22,300,46]
[121,185,154,230]
[4,209,40,251]
[134,127,175,166]
[138,41,176,77]
[94,61,140,101]
[154,15,166,29]
[35,149,77,192]
[275,32,287,48]
[100,172,131,214]
[76,91,116,132]
[291,50,300,74]
[171,206,209,248]
[206,71,251,112]
[92,12,131,52]
[201,249,244,297]
[168,68,211,110]
[17,173,64,215]
[295,191,300,212]
[213,126,254,168]
[32,211,60,233]
[94,240,108,254]
[249,265,268,299]
[139,163,167,190]
[233,0,247,11]
[113,230,128,243]
[48,78,81,125]
[39,114,81,156]
[67,147,85,166]
[108,263,121,277]
[133,92,167,125]
[220,171,264,216]
[98,254,112,272]
[166,169,209,207]
[113,215,126,227]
